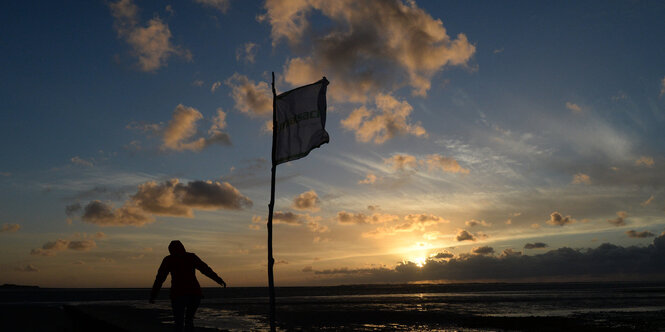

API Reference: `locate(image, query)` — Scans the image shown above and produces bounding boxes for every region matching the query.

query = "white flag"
[273,77,330,165]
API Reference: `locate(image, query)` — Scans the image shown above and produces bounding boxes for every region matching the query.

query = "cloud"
[263,0,475,100]
[465,220,490,227]
[341,94,426,144]
[194,0,230,13]
[572,173,591,185]
[547,212,573,226]
[337,211,398,225]
[161,104,231,151]
[192,80,204,87]
[382,153,468,175]
[472,246,494,255]
[635,156,655,167]
[133,179,253,215]
[273,211,303,225]
[225,73,272,117]
[455,230,476,242]
[501,248,522,257]
[211,81,222,93]
[80,178,252,226]
[384,154,417,171]
[433,252,454,260]
[1,223,21,233]
[70,156,94,167]
[304,234,665,283]
[626,230,655,238]
[661,76,665,97]
[292,190,320,211]
[30,239,97,256]
[15,265,39,272]
[364,214,448,237]
[608,211,627,227]
[524,242,548,249]
[358,173,378,184]
[109,0,190,72]
[422,154,469,174]
[82,201,153,226]
[565,102,582,113]
[641,195,655,207]
[269,211,327,234]
[236,42,258,63]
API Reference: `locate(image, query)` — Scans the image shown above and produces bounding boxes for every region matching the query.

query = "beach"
[2,282,665,331]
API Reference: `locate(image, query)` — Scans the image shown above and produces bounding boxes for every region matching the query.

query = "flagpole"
[267,71,277,331]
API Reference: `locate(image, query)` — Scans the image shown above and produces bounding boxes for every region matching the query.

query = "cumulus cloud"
[547,212,573,226]
[433,251,454,259]
[608,211,627,227]
[626,230,655,238]
[1,223,21,233]
[133,179,252,215]
[358,173,378,185]
[337,211,399,225]
[225,73,272,117]
[70,156,94,167]
[236,42,258,63]
[303,234,665,283]
[455,230,476,242]
[635,156,655,167]
[194,0,230,13]
[161,104,231,151]
[30,239,97,256]
[472,246,494,255]
[109,0,190,72]
[341,94,426,144]
[262,0,475,100]
[572,173,591,185]
[465,219,490,227]
[292,190,320,211]
[80,179,252,227]
[14,264,39,272]
[565,102,582,113]
[82,201,153,226]
[524,242,548,249]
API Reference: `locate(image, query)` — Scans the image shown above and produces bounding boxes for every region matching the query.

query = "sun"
[413,257,427,268]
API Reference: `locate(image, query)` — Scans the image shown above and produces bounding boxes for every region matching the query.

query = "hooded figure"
[150,240,226,332]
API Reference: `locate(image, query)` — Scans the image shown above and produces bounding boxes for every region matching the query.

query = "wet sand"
[0,304,218,332]
[2,302,665,331]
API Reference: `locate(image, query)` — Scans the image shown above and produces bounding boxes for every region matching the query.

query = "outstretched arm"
[150,257,169,302]
[193,254,226,287]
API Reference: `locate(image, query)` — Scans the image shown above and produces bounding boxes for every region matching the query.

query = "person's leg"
[183,295,201,331]
[171,297,185,332]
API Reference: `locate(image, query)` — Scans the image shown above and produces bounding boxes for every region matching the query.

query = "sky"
[1,0,665,287]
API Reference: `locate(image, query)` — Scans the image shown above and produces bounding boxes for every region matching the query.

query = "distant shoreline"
[0,284,39,289]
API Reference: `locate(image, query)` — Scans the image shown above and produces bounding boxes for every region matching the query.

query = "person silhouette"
[150,240,226,332]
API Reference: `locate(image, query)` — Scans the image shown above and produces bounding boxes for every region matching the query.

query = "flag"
[273,77,330,165]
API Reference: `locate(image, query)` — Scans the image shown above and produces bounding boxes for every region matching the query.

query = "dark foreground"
[2,282,665,331]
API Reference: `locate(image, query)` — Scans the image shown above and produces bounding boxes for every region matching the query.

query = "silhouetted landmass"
[0,283,39,289]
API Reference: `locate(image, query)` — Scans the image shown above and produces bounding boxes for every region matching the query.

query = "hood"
[168,240,186,256]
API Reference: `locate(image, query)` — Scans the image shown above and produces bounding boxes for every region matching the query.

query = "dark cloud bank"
[305,234,665,283]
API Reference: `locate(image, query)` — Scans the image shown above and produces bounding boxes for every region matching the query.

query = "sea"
[2,282,665,331]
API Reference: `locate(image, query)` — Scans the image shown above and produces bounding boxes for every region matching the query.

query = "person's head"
[168,240,186,255]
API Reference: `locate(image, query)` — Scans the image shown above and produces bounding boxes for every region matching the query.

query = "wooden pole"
[267,71,277,331]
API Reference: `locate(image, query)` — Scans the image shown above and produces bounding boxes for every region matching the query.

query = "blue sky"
[1,0,664,287]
